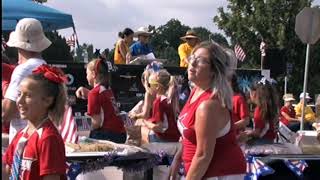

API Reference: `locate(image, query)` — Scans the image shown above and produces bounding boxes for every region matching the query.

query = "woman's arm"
[142,119,164,132]
[186,99,227,180]
[281,111,300,122]
[89,114,103,129]
[134,92,153,119]
[234,117,250,130]
[169,142,183,180]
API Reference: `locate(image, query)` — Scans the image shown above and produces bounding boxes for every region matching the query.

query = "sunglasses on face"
[187,55,211,66]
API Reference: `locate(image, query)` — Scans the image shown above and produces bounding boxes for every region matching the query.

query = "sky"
[45,0,320,50]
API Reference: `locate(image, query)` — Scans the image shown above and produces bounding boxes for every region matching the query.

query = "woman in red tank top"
[170,41,246,180]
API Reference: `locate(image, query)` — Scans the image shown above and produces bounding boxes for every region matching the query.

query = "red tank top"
[177,88,246,177]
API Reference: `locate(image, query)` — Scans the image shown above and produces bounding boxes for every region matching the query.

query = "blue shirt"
[130,41,153,56]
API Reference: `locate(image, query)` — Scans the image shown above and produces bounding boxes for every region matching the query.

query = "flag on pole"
[66,33,76,47]
[234,44,246,62]
[260,41,266,57]
[60,106,79,143]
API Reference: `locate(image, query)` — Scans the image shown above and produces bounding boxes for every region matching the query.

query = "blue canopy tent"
[2,0,74,31]
[2,0,79,47]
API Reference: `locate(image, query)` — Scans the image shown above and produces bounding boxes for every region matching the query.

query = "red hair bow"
[32,64,67,84]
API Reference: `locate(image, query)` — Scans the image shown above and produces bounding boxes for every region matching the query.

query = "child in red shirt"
[139,69,180,142]
[246,78,279,144]
[3,65,67,180]
[85,58,126,143]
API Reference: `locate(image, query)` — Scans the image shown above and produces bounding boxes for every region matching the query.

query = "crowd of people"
[2,18,320,180]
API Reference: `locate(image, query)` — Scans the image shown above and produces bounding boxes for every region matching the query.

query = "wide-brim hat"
[6,18,51,52]
[134,27,153,37]
[283,93,295,102]
[299,92,311,99]
[180,29,199,41]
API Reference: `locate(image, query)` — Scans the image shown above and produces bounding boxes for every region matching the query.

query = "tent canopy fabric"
[2,0,74,31]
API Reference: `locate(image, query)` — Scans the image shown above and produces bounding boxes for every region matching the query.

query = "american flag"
[260,41,266,57]
[66,33,76,47]
[283,160,308,178]
[244,155,274,180]
[60,106,79,143]
[234,44,246,62]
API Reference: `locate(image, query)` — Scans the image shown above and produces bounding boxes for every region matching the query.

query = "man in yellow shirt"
[295,92,316,123]
[178,29,200,67]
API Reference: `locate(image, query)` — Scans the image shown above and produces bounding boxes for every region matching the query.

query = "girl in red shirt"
[230,74,249,142]
[85,58,126,143]
[3,65,67,180]
[246,78,279,144]
[170,41,246,180]
[138,69,180,142]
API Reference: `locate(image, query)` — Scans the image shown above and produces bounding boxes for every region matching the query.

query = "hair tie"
[145,61,163,72]
[32,64,67,84]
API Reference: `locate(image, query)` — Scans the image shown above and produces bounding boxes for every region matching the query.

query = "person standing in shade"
[178,29,200,67]
[114,28,134,64]
[129,26,154,59]
[2,18,50,143]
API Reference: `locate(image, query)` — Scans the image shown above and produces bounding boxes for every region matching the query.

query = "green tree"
[214,0,320,97]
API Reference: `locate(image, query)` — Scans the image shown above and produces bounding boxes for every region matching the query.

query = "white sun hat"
[6,18,51,52]
[299,92,311,99]
[134,26,153,37]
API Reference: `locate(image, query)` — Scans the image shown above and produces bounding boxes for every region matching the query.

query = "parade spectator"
[82,58,126,143]
[129,26,154,58]
[139,69,180,142]
[295,92,316,128]
[3,65,68,180]
[2,18,50,143]
[230,74,250,141]
[279,94,302,132]
[170,41,246,180]
[178,29,200,67]
[246,78,279,144]
[114,28,134,64]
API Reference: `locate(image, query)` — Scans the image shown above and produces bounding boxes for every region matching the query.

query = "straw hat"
[134,27,153,37]
[6,18,51,52]
[299,92,311,99]
[180,29,199,41]
[283,93,295,102]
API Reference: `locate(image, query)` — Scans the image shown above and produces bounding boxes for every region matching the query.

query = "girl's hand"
[75,86,89,99]
[168,159,180,180]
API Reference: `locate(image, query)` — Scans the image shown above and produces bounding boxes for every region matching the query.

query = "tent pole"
[72,25,80,49]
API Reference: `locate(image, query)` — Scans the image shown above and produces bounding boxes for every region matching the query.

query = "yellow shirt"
[295,102,316,122]
[114,39,129,64]
[178,43,193,67]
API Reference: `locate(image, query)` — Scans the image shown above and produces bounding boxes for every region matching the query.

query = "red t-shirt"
[232,93,249,133]
[148,96,180,142]
[3,120,67,180]
[280,105,296,126]
[253,107,276,141]
[178,88,246,177]
[2,63,15,133]
[87,85,125,133]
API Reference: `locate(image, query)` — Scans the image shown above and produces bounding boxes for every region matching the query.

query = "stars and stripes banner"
[234,44,246,62]
[260,41,266,57]
[244,155,275,180]
[283,160,308,178]
[66,33,76,47]
[60,106,79,143]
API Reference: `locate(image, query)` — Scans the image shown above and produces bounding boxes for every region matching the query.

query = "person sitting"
[114,28,134,64]
[178,29,200,67]
[129,26,154,59]
[280,93,302,132]
[294,92,315,130]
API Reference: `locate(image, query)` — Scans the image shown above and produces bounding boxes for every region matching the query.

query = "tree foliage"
[214,0,320,97]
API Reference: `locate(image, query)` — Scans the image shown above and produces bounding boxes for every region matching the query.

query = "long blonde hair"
[192,41,234,110]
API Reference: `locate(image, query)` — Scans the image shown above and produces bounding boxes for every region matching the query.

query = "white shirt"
[5,58,46,143]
